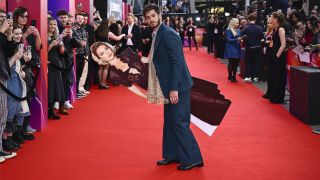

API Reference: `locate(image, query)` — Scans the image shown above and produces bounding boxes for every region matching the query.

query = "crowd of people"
[205,1,320,132]
[162,0,190,14]
[1,1,320,164]
[0,7,39,163]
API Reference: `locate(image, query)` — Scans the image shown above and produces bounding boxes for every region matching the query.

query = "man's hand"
[170,91,179,104]
[0,19,12,33]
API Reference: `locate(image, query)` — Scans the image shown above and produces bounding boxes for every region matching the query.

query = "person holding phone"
[56,9,81,109]
[47,18,67,119]
[0,8,17,163]
[3,25,32,153]
[13,7,42,140]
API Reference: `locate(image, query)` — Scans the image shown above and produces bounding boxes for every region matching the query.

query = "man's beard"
[150,18,161,29]
[76,22,83,26]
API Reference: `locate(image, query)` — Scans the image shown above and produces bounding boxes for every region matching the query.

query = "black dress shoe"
[177,162,204,170]
[262,94,270,99]
[231,78,238,83]
[157,159,180,165]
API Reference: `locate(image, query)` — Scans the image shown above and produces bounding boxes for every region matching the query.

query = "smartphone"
[26,46,32,53]
[18,44,24,51]
[6,12,12,19]
[31,20,37,27]
[64,24,71,29]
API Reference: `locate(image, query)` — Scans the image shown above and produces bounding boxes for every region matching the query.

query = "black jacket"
[121,24,141,50]
[0,32,10,81]
[242,23,264,48]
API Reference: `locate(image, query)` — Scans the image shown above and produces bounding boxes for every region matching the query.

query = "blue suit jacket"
[152,23,193,98]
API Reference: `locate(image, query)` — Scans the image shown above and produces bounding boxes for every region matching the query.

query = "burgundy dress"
[108,48,231,126]
[108,48,148,90]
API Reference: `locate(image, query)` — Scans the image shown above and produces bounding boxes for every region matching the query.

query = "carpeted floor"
[1,48,320,180]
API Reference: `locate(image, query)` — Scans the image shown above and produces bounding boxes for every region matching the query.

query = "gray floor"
[213,54,319,131]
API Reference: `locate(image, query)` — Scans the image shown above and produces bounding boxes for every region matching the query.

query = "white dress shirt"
[127,24,134,46]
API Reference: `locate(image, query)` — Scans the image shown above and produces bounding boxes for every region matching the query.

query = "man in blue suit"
[143,4,203,170]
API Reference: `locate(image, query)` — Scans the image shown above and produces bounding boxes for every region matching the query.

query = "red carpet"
[1,48,320,180]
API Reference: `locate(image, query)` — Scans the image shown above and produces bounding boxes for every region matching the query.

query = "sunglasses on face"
[19,15,29,19]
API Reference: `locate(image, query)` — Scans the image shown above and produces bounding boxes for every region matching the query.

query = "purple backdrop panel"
[29,97,45,131]
[48,0,70,19]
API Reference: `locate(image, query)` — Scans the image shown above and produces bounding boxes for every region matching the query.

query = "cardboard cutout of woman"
[91,42,231,135]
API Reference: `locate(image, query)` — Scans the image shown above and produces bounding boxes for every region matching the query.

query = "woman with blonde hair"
[47,18,66,119]
[224,18,242,82]
[262,17,275,99]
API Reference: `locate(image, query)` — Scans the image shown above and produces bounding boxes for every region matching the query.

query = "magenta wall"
[0,0,5,10]
[75,0,93,22]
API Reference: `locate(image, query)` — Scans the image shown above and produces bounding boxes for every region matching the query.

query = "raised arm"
[127,85,147,98]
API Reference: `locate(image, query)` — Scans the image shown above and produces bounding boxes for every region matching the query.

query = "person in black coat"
[242,14,264,82]
[83,12,96,91]
[120,13,141,53]
[47,18,66,119]
[213,17,225,59]
[0,10,16,158]
[140,22,152,57]
[206,16,215,53]
[57,9,81,109]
